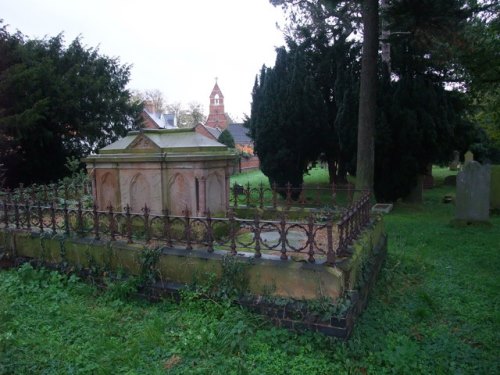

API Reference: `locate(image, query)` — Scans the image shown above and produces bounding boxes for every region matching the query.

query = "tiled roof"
[144,109,177,129]
[228,123,252,145]
[205,126,222,139]
[99,128,227,153]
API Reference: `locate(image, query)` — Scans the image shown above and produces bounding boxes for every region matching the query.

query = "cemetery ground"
[0,167,499,374]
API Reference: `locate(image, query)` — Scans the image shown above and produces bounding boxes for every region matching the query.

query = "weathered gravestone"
[423,163,434,189]
[449,150,460,171]
[455,161,490,223]
[403,175,424,203]
[464,150,474,166]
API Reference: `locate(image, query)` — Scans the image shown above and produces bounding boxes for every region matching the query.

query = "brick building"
[195,81,259,172]
[141,101,178,130]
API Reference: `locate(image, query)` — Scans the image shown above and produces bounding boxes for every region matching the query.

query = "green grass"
[232,166,335,187]
[1,167,499,374]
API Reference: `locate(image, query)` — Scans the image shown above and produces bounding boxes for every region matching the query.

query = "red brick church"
[195,81,259,172]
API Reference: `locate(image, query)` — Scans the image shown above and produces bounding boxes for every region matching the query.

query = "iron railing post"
[253,211,261,258]
[93,203,100,240]
[50,201,57,235]
[326,215,335,265]
[25,201,31,231]
[76,201,84,237]
[183,207,192,250]
[142,204,149,243]
[206,209,214,253]
[63,201,69,236]
[125,204,133,244]
[162,208,172,248]
[307,214,315,263]
[280,213,287,260]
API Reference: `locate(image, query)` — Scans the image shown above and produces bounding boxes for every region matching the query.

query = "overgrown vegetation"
[1,167,499,373]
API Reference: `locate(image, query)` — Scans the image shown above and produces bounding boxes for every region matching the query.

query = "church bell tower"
[205,79,228,129]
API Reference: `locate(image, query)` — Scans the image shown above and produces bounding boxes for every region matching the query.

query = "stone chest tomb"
[84,128,238,215]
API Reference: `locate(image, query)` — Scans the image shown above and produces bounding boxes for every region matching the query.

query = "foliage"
[137,246,162,287]
[372,0,484,201]
[218,128,235,148]
[0,23,143,187]
[375,77,476,201]
[270,0,497,199]
[1,168,499,373]
[247,45,328,194]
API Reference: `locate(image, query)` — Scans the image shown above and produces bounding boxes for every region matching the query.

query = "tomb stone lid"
[98,128,230,154]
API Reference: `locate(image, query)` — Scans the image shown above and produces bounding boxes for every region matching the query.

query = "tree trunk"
[327,159,336,184]
[355,0,379,193]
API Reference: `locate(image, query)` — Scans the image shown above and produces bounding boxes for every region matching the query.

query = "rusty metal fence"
[0,182,91,205]
[230,182,357,209]
[0,191,371,265]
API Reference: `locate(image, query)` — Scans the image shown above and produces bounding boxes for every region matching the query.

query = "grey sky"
[2,0,286,120]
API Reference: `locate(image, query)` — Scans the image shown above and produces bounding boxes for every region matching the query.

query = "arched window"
[214,93,220,105]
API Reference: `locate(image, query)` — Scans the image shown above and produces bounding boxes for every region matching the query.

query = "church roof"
[202,125,222,139]
[228,123,252,145]
[144,109,177,129]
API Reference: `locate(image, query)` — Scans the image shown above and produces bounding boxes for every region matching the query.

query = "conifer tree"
[0,26,142,187]
[248,46,327,195]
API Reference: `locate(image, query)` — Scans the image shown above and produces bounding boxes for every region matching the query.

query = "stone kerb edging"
[0,216,386,339]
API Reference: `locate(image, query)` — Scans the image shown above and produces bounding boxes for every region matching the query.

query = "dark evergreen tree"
[0,26,142,187]
[374,0,478,201]
[271,0,362,184]
[217,129,235,148]
[247,46,328,195]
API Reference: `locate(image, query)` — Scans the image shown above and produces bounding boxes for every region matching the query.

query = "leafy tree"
[166,101,206,128]
[144,89,166,113]
[0,25,142,187]
[460,1,500,161]
[375,77,476,201]
[373,0,480,201]
[218,129,235,148]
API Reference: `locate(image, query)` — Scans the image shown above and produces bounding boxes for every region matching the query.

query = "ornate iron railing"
[230,182,363,209]
[0,181,92,206]
[1,192,371,265]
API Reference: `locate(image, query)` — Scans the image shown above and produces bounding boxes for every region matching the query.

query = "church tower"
[205,79,228,129]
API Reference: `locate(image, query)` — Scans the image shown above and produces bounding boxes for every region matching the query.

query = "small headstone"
[464,150,474,165]
[372,203,393,214]
[423,164,434,189]
[403,175,424,203]
[449,150,460,171]
[442,195,453,204]
[455,161,490,222]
